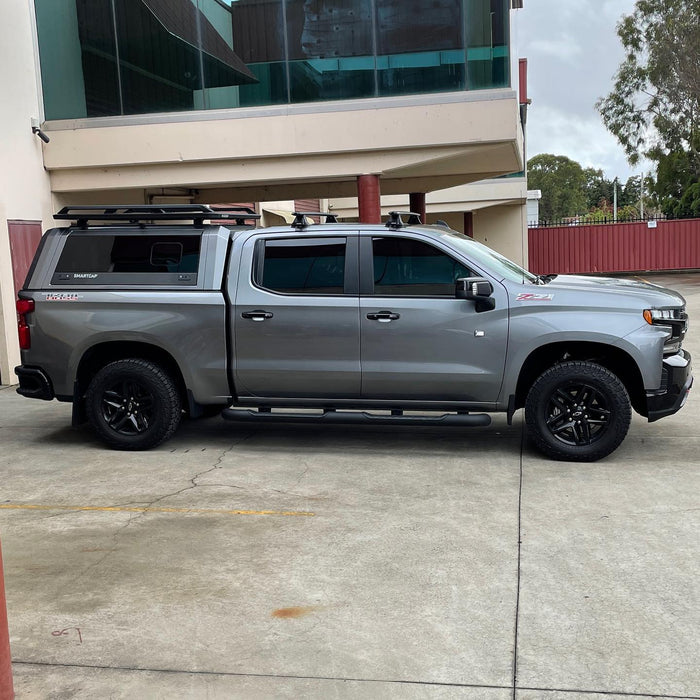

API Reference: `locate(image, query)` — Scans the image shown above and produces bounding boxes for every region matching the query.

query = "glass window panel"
[466,0,510,90]
[199,0,287,109]
[287,0,375,103]
[34,0,91,119]
[114,0,207,115]
[55,234,201,273]
[260,238,346,295]
[34,0,513,118]
[375,0,466,97]
[35,0,122,118]
[372,237,472,296]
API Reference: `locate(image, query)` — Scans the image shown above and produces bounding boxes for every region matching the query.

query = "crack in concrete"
[66,432,255,586]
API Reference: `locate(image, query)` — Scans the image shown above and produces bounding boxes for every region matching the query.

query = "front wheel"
[85,358,182,450]
[525,361,632,462]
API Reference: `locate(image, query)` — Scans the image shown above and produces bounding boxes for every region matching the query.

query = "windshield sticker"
[45,293,82,302]
[516,293,554,302]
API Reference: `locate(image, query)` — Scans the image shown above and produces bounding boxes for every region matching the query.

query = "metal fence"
[529,215,667,228]
[528,217,700,275]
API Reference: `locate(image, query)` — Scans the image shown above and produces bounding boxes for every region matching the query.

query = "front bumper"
[14,366,55,401]
[646,350,693,422]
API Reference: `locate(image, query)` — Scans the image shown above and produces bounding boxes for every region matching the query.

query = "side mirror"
[456,277,496,312]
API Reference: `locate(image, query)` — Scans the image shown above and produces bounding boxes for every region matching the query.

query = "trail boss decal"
[45,293,82,301]
[515,292,554,302]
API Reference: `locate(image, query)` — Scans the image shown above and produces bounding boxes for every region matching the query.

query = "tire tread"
[525,360,632,462]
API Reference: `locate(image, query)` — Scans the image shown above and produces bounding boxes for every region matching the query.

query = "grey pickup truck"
[14,205,692,461]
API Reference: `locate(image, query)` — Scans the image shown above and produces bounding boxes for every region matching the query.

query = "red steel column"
[409,193,426,224]
[464,211,474,238]
[0,541,13,700]
[519,58,528,105]
[357,174,381,224]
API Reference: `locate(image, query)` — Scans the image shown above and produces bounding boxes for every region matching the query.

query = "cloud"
[528,38,583,62]
[526,104,653,179]
[513,0,644,178]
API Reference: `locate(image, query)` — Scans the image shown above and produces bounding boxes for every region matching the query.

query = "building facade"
[0,0,526,384]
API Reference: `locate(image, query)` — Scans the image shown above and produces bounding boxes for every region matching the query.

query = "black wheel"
[525,361,632,462]
[85,359,182,450]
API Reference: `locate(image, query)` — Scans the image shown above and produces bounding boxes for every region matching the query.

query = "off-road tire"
[85,358,181,450]
[525,361,631,462]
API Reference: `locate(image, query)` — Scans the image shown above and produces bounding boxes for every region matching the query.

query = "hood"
[544,274,686,308]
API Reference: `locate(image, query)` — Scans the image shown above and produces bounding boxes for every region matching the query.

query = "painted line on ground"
[0,504,314,517]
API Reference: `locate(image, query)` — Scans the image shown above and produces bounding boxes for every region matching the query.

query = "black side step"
[221,409,491,427]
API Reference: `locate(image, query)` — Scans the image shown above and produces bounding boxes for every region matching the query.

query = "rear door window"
[255,238,348,295]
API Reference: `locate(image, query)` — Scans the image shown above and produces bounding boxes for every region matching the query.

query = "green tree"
[654,139,700,217]
[596,0,699,215]
[620,176,640,208]
[527,154,587,221]
[583,167,614,210]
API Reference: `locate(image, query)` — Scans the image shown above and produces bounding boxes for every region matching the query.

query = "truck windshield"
[441,231,538,284]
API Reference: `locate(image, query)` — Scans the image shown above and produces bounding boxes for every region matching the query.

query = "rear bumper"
[14,366,55,401]
[646,350,693,422]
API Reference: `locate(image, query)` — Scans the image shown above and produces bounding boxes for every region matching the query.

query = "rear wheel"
[85,358,181,450]
[525,361,631,462]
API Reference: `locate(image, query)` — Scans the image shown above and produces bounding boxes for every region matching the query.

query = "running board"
[221,408,491,427]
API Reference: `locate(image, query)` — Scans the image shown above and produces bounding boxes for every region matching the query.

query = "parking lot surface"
[1,274,699,699]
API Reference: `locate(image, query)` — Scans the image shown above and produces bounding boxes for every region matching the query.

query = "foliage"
[596,0,700,164]
[527,154,587,220]
[583,167,614,210]
[528,154,655,222]
[653,137,700,217]
[596,0,699,215]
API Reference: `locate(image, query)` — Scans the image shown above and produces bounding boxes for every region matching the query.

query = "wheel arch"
[74,341,188,419]
[514,341,647,417]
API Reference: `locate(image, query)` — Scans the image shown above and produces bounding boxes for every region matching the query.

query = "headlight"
[643,308,676,324]
[643,307,688,356]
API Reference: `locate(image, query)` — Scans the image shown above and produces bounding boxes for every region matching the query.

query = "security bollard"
[0,541,13,700]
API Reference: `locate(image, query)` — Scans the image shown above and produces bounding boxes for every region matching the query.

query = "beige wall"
[472,203,529,267]
[0,0,54,384]
[44,92,524,200]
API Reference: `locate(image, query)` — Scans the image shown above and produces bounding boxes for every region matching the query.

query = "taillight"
[16,298,34,350]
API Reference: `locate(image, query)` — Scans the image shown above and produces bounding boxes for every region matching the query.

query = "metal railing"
[528,215,667,228]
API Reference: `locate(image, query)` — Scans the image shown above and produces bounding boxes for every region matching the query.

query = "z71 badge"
[45,293,81,302]
[516,293,554,302]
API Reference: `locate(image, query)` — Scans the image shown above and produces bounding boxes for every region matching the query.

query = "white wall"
[0,0,54,384]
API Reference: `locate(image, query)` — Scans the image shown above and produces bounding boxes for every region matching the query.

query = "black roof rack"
[291,211,339,229]
[54,205,261,228]
[386,211,422,228]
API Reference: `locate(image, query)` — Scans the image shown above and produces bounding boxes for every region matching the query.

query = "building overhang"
[329,177,528,219]
[42,90,524,200]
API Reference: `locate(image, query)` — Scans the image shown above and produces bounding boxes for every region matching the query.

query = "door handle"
[241,310,273,321]
[367,311,400,322]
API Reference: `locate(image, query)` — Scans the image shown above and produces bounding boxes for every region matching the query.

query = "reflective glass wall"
[35,0,510,120]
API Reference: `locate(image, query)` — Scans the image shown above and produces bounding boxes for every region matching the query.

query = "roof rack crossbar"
[291,211,339,229]
[386,211,423,228]
[54,205,260,227]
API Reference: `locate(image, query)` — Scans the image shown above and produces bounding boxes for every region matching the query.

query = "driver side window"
[371,236,472,296]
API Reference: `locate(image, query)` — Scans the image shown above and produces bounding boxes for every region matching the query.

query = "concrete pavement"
[1,273,699,699]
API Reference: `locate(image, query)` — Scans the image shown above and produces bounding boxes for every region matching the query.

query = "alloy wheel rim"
[545,382,611,446]
[101,380,155,435]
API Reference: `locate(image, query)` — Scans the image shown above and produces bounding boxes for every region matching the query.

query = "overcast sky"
[512,0,652,181]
